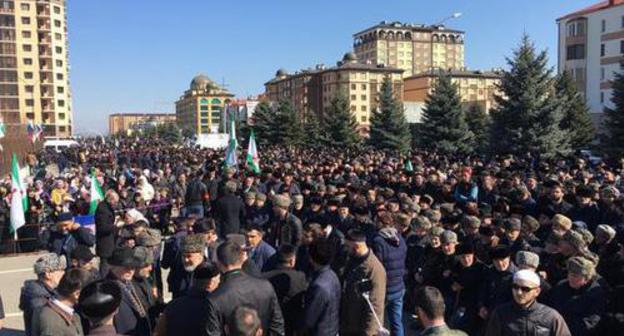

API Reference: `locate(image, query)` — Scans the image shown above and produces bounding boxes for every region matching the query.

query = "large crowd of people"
[1,137,624,335]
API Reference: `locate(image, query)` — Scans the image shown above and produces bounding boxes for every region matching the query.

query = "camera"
[355,279,373,295]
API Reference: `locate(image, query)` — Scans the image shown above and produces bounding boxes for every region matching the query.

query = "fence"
[0,222,44,256]
[0,124,42,175]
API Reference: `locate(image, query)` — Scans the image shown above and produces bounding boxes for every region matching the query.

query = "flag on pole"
[9,153,27,238]
[246,130,260,174]
[89,173,105,215]
[27,121,43,144]
[404,158,414,172]
[224,117,238,168]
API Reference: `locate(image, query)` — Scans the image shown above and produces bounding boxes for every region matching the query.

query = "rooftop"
[557,0,624,21]
[109,113,175,117]
[404,69,503,81]
[353,21,464,37]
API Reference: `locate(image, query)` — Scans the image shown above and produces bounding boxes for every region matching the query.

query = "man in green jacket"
[414,286,467,336]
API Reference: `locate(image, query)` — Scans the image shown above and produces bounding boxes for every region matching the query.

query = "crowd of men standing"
[3,138,624,335]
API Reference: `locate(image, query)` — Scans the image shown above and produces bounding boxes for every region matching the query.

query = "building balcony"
[0,7,14,14]
[37,24,51,31]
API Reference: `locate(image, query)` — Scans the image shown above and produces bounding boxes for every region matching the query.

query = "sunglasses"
[512,284,537,293]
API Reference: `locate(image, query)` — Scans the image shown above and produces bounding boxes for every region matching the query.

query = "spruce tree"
[324,94,361,148]
[465,103,491,154]
[420,71,474,154]
[369,76,412,152]
[603,70,624,158]
[303,110,327,148]
[275,99,304,147]
[556,71,594,149]
[251,101,277,145]
[491,35,569,158]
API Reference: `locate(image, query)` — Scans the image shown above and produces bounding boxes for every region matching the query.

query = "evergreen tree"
[324,94,361,148]
[556,71,594,149]
[279,100,305,147]
[465,103,491,154]
[420,71,474,154]
[251,101,277,145]
[491,35,569,158]
[369,76,411,152]
[603,70,624,158]
[303,110,327,148]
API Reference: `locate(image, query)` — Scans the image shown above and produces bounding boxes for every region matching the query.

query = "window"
[350,105,356,111]
[55,46,62,54]
[361,95,367,100]
[56,86,64,93]
[57,99,64,107]
[621,40,624,54]
[25,99,33,106]
[200,105,209,111]
[24,71,33,79]
[20,3,29,10]
[23,58,32,65]
[54,20,60,28]
[602,19,606,33]
[601,44,606,57]
[55,60,62,67]
[21,31,31,38]
[577,22,585,36]
[56,73,63,80]
[25,85,33,93]
[54,6,61,14]
[21,17,30,25]
[361,116,367,122]
[351,84,356,90]
[361,84,367,90]
[601,67,605,80]
[361,106,366,112]
[22,44,31,52]
[55,33,61,40]
[566,44,585,60]
[59,126,66,132]
[59,113,65,120]
[601,91,605,103]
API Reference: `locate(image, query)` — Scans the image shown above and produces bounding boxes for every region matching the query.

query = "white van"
[43,139,79,152]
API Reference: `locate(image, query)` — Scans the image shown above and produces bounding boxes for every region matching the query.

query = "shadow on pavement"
[0,328,25,336]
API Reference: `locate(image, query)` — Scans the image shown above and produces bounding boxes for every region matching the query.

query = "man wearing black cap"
[41,211,95,260]
[78,280,123,336]
[478,245,516,321]
[70,245,99,282]
[106,247,150,336]
[450,242,485,334]
[214,180,246,236]
[155,263,220,336]
[95,191,120,278]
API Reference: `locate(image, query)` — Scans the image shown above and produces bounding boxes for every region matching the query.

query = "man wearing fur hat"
[548,256,608,336]
[267,194,302,248]
[214,180,246,237]
[167,234,208,299]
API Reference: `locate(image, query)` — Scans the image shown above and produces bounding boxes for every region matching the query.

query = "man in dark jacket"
[301,239,340,336]
[19,253,65,336]
[167,234,208,299]
[211,241,285,335]
[548,256,607,336]
[214,181,246,236]
[95,191,119,277]
[371,212,407,336]
[42,212,95,260]
[485,269,571,336]
[156,264,221,336]
[267,195,302,248]
[262,244,308,335]
[184,172,208,218]
[246,225,276,272]
[414,286,467,336]
[478,245,516,322]
[78,280,124,336]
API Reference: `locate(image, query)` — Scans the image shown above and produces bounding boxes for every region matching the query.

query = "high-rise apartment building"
[176,74,234,135]
[108,113,176,135]
[557,0,624,125]
[353,21,465,77]
[0,0,72,137]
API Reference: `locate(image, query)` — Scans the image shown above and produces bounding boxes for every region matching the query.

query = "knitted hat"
[562,230,586,251]
[273,194,292,208]
[136,228,161,247]
[440,230,458,244]
[567,256,596,278]
[412,216,432,231]
[182,234,205,254]
[515,251,540,269]
[34,253,67,275]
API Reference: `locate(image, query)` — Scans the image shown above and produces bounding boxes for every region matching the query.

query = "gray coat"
[31,301,84,336]
[485,301,571,336]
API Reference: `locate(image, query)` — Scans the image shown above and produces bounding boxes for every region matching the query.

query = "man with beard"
[42,212,95,261]
[167,234,207,299]
[132,247,161,330]
[478,245,516,322]
[450,243,485,334]
[267,195,302,248]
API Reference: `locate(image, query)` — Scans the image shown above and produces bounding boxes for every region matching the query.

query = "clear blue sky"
[68,0,595,134]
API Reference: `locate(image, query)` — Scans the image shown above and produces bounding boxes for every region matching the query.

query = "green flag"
[89,173,105,215]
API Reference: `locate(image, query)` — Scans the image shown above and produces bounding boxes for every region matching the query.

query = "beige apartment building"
[265,53,403,133]
[108,113,176,135]
[353,21,465,77]
[403,70,502,121]
[175,74,234,135]
[0,0,72,137]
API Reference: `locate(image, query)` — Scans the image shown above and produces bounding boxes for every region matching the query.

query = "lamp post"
[434,12,462,26]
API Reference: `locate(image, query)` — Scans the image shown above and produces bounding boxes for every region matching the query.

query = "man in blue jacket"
[301,238,341,336]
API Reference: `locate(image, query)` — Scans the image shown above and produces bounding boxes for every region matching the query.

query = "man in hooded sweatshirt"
[372,211,407,336]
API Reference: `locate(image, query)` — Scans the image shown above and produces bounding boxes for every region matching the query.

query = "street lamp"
[434,12,462,26]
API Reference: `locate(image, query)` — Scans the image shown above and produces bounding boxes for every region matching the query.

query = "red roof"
[558,0,624,21]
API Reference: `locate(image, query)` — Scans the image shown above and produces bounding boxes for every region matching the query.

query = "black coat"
[548,278,608,336]
[214,194,246,236]
[301,266,341,336]
[41,227,95,259]
[95,201,116,258]
[263,266,308,335]
[211,269,285,335]
[108,275,151,336]
[163,287,220,336]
